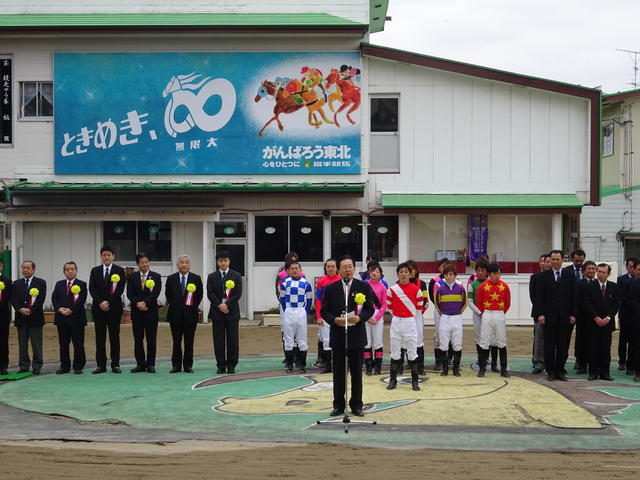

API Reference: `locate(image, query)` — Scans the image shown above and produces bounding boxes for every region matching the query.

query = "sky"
[370,0,640,94]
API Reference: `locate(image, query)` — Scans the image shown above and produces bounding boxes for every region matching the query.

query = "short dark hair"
[626,257,639,266]
[216,250,231,261]
[323,258,337,275]
[597,263,611,273]
[368,263,382,274]
[581,260,596,271]
[549,249,563,258]
[539,254,547,261]
[405,259,419,274]
[100,245,114,255]
[487,263,501,274]
[365,254,379,263]
[571,249,586,258]
[338,255,355,269]
[442,263,457,276]
[287,260,301,270]
[284,251,298,263]
[22,260,35,269]
[475,261,489,272]
[396,262,411,274]
[135,252,150,264]
[63,261,78,271]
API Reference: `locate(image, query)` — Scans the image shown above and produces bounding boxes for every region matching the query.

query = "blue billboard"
[54,52,361,175]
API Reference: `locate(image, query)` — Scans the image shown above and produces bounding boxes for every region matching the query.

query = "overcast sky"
[371,0,639,94]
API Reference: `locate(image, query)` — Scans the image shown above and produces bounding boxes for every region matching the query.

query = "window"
[214,221,246,238]
[254,216,324,262]
[370,96,399,173]
[602,123,614,157]
[331,216,362,262]
[20,82,53,118]
[368,216,398,261]
[624,237,640,261]
[103,221,171,261]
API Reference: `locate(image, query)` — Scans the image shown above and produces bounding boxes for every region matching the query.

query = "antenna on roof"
[616,48,640,89]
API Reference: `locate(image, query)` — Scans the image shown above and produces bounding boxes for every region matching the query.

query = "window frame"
[20,81,53,121]
[369,93,400,174]
[254,215,325,263]
[102,221,172,263]
[602,122,614,157]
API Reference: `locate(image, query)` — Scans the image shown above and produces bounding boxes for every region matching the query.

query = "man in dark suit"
[584,263,618,381]
[165,255,203,373]
[321,255,375,417]
[562,249,586,367]
[51,261,88,374]
[529,254,550,374]
[616,257,637,374]
[89,246,126,374]
[575,261,597,374]
[533,249,578,381]
[207,250,243,374]
[12,260,47,374]
[0,260,13,375]
[126,252,162,373]
[630,264,640,382]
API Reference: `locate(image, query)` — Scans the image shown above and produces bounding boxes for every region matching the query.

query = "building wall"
[2,0,370,23]
[366,57,592,201]
[580,192,628,264]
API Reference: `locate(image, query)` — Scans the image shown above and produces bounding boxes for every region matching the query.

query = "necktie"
[24,278,29,289]
[555,271,560,283]
[601,283,606,297]
[221,270,226,288]
[104,267,110,284]
[141,273,146,289]
[180,275,186,294]
[66,281,71,295]
[575,268,580,280]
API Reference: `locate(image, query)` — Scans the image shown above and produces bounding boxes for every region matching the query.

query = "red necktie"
[66,281,71,294]
[601,284,606,297]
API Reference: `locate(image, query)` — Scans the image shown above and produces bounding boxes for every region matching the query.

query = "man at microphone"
[321,255,375,417]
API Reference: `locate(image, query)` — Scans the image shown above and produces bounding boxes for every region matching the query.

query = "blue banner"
[468,214,488,262]
[54,52,361,175]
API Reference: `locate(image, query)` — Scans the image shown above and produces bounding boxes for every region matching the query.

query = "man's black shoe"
[532,368,544,374]
[73,369,83,375]
[92,367,107,374]
[216,368,226,374]
[184,368,194,373]
[17,368,29,374]
[600,374,614,381]
[227,368,236,374]
[56,368,70,374]
[351,409,365,417]
[0,369,8,375]
[330,408,344,416]
[546,374,556,381]
[130,366,146,373]
[111,367,122,374]
[169,368,181,373]
[147,366,156,373]
[618,362,626,371]
[32,370,41,375]
[557,374,568,381]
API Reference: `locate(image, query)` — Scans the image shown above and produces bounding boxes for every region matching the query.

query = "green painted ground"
[1,356,639,450]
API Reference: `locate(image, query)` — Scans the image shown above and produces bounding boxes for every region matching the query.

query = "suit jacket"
[532,268,578,325]
[89,263,126,316]
[51,278,88,326]
[577,277,596,320]
[617,272,636,317]
[320,277,375,350]
[12,276,47,328]
[584,280,618,332]
[0,275,13,323]
[563,264,583,282]
[528,270,543,317]
[626,279,640,330]
[165,271,203,324]
[207,269,242,320]
[126,270,162,321]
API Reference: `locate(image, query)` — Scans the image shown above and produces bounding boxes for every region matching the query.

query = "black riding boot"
[298,350,307,373]
[499,347,510,378]
[453,351,462,376]
[293,346,300,368]
[448,344,454,365]
[410,360,420,391]
[285,350,295,373]
[387,359,398,390]
[374,348,383,375]
[321,350,332,373]
[416,346,425,375]
[313,340,323,367]
[364,353,373,376]
[434,348,442,371]
[440,350,449,376]
[477,348,489,377]
[491,346,499,372]
[398,348,406,375]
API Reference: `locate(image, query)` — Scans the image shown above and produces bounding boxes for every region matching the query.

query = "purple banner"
[1,57,11,145]
[468,214,488,262]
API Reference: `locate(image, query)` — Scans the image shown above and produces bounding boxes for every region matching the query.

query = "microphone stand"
[317,279,376,433]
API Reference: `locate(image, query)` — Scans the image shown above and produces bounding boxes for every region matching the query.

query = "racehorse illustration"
[254,79,334,137]
[324,66,361,128]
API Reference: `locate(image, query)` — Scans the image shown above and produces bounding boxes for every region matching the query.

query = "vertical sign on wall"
[0,56,11,146]
[468,214,488,263]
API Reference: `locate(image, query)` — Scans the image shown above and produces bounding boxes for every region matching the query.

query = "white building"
[0,1,600,322]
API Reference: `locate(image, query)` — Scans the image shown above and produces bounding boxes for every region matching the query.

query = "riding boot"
[293,346,300,368]
[298,350,307,373]
[285,350,295,373]
[416,346,425,375]
[313,340,323,367]
[433,349,442,371]
[499,347,510,378]
[364,349,373,376]
[398,348,406,375]
[477,348,489,377]
[387,359,398,390]
[440,350,449,376]
[321,350,332,374]
[374,348,383,375]
[453,351,462,376]
[410,360,420,391]
[448,343,454,365]
[490,346,499,372]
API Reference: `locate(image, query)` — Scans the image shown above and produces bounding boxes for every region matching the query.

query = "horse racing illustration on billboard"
[54,52,361,175]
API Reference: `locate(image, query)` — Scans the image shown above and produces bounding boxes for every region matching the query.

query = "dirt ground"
[1,324,637,479]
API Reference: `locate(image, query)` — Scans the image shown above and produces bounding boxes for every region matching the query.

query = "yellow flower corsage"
[0,281,5,291]
[354,293,366,305]
[110,273,121,283]
[29,287,39,297]
[225,279,235,289]
[145,279,156,289]
[70,285,81,295]
[186,283,196,293]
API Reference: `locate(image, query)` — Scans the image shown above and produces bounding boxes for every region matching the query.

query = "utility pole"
[617,48,640,89]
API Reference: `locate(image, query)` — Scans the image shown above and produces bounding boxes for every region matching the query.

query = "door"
[215,240,247,318]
